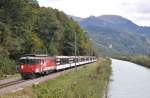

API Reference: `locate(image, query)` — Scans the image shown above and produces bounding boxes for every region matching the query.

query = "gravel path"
[0,77,21,85]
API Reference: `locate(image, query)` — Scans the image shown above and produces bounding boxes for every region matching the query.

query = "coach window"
[39,59,42,63]
[42,60,44,64]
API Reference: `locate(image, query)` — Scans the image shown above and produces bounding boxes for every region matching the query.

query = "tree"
[0,0,96,77]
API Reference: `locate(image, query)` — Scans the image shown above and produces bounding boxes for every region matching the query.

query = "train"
[18,54,97,79]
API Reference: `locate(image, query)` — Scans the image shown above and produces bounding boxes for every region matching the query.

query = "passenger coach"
[19,54,97,79]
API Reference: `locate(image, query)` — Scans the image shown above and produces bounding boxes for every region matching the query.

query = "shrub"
[0,57,16,77]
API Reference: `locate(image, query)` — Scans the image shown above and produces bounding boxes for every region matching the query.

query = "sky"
[37,0,150,26]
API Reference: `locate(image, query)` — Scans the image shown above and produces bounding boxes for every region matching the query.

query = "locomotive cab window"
[20,59,40,64]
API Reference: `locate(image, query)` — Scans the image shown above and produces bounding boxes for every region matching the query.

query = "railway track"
[0,79,25,89]
[0,62,97,95]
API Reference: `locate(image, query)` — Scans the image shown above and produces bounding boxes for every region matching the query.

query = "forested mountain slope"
[72,15,150,56]
[0,0,94,76]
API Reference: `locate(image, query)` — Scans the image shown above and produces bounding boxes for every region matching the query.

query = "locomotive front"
[19,56,42,78]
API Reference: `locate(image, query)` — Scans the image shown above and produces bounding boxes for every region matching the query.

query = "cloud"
[37,0,61,6]
[37,0,150,26]
[135,3,150,14]
[121,0,150,14]
[113,0,150,26]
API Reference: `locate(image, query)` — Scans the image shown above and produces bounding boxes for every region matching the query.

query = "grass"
[129,56,150,68]
[2,58,111,98]
[0,73,20,80]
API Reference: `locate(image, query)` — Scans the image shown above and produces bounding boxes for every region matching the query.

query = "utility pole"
[75,32,77,69]
[89,38,92,56]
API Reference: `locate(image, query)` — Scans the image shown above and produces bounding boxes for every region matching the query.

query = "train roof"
[55,56,96,58]
[20,54,53,59]
[20,56,54,60]
[23,54,50,57]
[20,54,96,59]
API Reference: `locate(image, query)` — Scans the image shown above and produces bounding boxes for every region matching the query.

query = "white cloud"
[37,0,150,26]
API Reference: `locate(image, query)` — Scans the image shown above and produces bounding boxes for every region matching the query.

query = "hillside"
[0,0,94,76]
[72,15,150,56]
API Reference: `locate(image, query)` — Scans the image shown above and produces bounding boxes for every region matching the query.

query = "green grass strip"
[4,58,111,98]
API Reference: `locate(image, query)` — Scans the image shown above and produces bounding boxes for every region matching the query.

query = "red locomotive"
[19,54,97,79]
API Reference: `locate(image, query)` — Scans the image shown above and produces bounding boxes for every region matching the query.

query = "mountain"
[69,15,83,22]
[71,15,150,56]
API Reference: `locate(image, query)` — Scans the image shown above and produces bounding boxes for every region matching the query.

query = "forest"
[0,0,94,77]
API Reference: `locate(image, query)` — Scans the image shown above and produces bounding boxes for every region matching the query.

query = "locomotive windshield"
[20,59,40,64]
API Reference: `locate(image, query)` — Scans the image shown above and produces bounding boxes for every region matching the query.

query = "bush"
[0,57,17,77]
[130,56,150,68]
[118,55,150,68]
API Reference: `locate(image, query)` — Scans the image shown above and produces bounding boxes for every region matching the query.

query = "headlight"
[35,68,39,72]
[21,65,24,69]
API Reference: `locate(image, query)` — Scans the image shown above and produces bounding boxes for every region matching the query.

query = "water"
[108,59,150,98]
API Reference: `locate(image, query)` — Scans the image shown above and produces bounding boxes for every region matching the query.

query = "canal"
[108,59,150,98]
